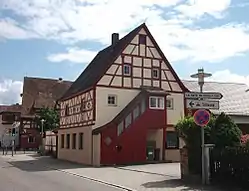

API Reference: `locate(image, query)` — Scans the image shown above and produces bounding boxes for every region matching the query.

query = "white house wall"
[93,87,139,129]
[167,93,185,125]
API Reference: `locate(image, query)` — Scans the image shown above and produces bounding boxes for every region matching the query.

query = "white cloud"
[209,70,249,86]
[47,47,96,63]
[0,18,37,40]
[176,0,231,19]
[0,79,23,105]
[1,0,249,63]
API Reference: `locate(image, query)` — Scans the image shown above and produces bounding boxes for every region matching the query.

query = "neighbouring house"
[0,104,22,148]
[57,23,189,166]
[20,77,72,150]
[183,80,249,133]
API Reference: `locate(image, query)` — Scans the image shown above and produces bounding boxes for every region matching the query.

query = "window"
[81,99,86,112]
[117,121,124,136]
[149,96,165,110]
[2,114,15,123]
[133,105,140,120]
[123,64,131,76]
[141,99,146,113]
[108,95,117,106]
[166,98,174,109]
[152,68,159,79]
[139,34,146,45]
[125,113,132,128]
[72,133,76,149]
[66,134,70,149]
[79,133,84,150]
[61,134,64,148]
[28,136,34,143]
[65,105,69,116]
[166,131,179,149]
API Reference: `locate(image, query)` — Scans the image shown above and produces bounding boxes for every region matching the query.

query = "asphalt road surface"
[0,157,123,191]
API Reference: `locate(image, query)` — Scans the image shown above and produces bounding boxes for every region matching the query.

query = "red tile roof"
[21,77,72,115]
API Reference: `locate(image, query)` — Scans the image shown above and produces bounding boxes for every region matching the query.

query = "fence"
[210,147,249,189]
[44,131,57,158]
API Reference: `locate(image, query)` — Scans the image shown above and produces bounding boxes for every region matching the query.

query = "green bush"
[176,112,242,174]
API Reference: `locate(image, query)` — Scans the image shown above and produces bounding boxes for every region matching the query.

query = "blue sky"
[0,0,249,104]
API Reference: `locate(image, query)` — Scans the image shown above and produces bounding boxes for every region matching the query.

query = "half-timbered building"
[20,77,72,150]
[58,23,189,166]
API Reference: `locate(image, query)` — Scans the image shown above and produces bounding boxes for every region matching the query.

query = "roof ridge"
[182,79,248,86]
[24,76,73,83]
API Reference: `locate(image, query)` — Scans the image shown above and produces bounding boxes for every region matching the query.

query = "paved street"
[0,156,123,191]
[1,153,228,191]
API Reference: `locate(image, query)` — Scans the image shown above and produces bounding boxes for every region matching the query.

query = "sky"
[0,0,249,105]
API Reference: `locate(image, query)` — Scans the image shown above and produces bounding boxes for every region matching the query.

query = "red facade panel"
[100,107,166,165]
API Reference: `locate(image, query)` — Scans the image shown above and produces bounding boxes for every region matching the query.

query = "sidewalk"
[1,154,224,191]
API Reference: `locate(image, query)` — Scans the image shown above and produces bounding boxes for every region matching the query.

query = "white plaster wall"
[58,126,92,165]
[167,93,185,125]
[93,87,140,129]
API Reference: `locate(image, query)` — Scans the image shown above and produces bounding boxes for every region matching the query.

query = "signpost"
[188,68,222,185]
[186,100,219,110]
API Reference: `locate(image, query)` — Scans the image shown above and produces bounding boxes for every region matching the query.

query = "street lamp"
[190,68,212,184]
[40,119,45,155]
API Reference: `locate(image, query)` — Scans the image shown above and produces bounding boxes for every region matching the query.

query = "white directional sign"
[186,99,219,110]
[185,92,223,100]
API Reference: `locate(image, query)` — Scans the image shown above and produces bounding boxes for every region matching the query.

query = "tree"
[36,107,59,132]
[210,112,242,148]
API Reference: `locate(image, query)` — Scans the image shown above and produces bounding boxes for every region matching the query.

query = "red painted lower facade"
[20,128,41,149]
[99,91,168,165]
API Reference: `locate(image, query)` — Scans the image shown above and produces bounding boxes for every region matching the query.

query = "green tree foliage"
[176,112,241,148]
[175,112,241,174]
[211,112,242,148]
[36,107,59,132]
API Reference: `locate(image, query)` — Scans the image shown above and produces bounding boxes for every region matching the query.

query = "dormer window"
[152,68,159,79]
[139,34,146,45]
[123,64,131,76]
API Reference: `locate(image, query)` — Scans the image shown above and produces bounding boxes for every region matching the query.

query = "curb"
[26,161,136,191]
[116,167,179,178]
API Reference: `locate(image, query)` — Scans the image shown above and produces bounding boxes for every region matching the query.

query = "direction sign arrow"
[186,99,219,110]
[185,92,223,100]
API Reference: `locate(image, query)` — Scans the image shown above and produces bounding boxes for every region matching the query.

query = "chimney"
[112,33,119,45]
[58,77,63,83]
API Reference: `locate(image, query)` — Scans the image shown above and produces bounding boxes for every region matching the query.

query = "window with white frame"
[149,96,165,110]
[166,98,174,109]
[117,121,124,136]
[152,68,159,79]
[123,64,131,76]
[108,95,117,106]
[125,113,132,128]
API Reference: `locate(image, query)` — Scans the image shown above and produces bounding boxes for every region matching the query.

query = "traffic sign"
[186,99,219,110]
[193,109,210,127]
[185,92,223,100]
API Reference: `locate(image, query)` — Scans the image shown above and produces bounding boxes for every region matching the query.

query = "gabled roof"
[21,77,72,115]
[183,80,249,116]
[61,23,188,100]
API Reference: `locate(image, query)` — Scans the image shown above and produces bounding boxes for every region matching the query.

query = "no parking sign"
[193,109,210,127]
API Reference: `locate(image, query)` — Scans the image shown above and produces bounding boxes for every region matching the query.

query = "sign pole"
[190,68,212,185]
